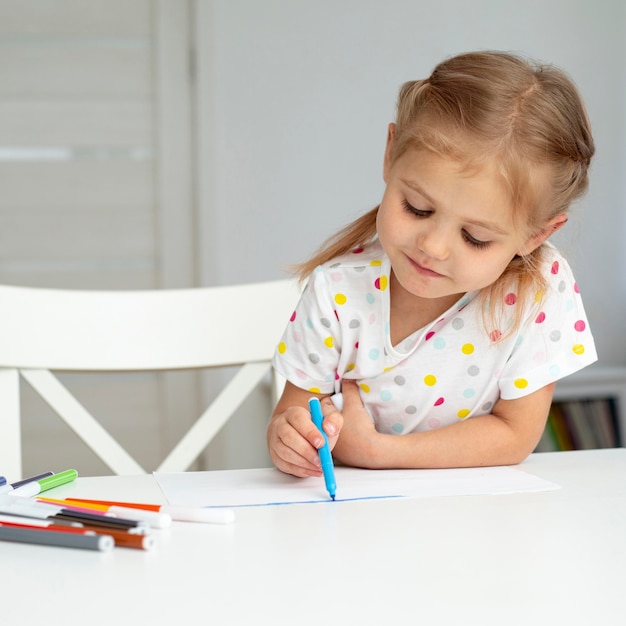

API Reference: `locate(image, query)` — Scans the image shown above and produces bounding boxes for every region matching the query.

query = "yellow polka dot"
[378,275,389,291]
[324,336,334,348]
[370,259,382,266]
[308,387,321,394]
[347,363,355,371]
[514,378,528,389]
[573,344,585,355]
[461,343,474,355]
[424,374,437,386]
[457,408,471,419]
[277,342,286,354]
[334,293,347,305]
[359,383,370,393]
[534,289,544,303]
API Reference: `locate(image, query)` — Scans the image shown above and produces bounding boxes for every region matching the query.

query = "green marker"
[10,469,78,497]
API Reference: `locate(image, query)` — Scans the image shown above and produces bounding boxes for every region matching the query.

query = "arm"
[267,381,344,477]
[331,379,555,469]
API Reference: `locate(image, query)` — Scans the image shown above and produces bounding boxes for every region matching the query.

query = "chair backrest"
[0,279,302,479]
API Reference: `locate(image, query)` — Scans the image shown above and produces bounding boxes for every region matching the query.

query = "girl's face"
[377,132,539,305]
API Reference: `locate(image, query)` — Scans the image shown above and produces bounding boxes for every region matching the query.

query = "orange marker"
[62,497,235,525]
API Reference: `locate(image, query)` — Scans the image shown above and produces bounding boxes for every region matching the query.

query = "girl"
[267,50,597,477]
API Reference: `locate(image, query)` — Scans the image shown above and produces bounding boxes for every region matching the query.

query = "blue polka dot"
[391,423,404,433]
[368,348,380,360]
[549,364,561,377]
[384,322,390,335]
[366,293,375,304]
[433,337,446,350]
[306,317,314,329]
[463,388,476,398]
[380,390,392,402]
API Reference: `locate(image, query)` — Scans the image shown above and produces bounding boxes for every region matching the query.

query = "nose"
[416,222,450,260]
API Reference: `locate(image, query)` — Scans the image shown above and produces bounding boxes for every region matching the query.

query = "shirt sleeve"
[271,268,343,394]
[498,251,597,400]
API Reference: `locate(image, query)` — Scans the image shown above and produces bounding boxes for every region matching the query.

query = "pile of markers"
[0,469,235,553]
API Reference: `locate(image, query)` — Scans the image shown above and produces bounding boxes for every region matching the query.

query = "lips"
[407,255,444,278]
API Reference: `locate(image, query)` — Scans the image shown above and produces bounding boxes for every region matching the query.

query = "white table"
[2,449,626,625]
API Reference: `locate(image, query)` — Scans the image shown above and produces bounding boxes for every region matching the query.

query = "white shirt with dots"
[272,241,597,435]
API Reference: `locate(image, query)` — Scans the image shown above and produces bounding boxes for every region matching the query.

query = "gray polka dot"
[308,353,320,364]
[405,405,417,414]
[468,365,480,376]
[320,317,331,328]
[394,375,406,385]
[558,280,566,293]
[550,330,562,342]
[330,263,341,269]
[354,266,366,273]
[349,319,360,329]
[481,402,494,412]
[452,318,464,330]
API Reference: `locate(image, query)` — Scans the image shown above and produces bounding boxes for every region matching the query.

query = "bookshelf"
[535,366,626,452]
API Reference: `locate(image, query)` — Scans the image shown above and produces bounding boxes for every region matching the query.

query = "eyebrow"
[402,177,511,236]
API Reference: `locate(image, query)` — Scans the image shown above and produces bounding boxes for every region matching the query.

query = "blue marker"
[309,397,337,501]
[0,476,6,487]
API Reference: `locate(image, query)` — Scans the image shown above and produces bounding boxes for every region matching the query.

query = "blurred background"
[1,0,623,475]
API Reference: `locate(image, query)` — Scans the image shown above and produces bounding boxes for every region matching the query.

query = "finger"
[319,396,343,439]
[341,379,361,406]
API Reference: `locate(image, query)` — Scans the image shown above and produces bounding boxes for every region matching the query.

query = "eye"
[462,230,491,250]
[402,200,431,217]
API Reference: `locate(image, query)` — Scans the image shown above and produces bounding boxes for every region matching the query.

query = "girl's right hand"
[267,382,343,477]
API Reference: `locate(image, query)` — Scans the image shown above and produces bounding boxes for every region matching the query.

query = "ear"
[383,123,396,183]
[518,213,568,256]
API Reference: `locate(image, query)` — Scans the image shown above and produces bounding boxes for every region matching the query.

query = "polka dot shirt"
[272,241,597,435]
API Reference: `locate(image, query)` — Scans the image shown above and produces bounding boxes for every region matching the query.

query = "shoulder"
[319,240,386,270]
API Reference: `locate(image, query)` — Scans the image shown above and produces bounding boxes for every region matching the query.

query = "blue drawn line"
[202,495,405,509]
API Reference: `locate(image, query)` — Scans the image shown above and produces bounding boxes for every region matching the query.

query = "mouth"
[407,255,445,278]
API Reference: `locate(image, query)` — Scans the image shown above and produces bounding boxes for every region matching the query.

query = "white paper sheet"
[153,465,559,508]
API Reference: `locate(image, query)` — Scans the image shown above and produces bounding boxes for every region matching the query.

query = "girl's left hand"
[330,379,382,469]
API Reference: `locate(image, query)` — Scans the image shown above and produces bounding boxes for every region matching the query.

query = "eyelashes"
[401,200,492,250]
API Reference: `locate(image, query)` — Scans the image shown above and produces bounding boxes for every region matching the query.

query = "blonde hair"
[295,51,594,338]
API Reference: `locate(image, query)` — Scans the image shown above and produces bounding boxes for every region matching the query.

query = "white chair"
[0,279,302,479]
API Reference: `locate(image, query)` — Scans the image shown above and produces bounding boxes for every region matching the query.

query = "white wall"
[197,0,626,368]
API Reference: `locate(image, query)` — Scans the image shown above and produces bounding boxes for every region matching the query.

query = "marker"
[309,397,337,501]
[0,471,54,495]
[0,477,6,487]
[0,521,156,551]
[0,500,145,531]
[10,469,78,497]
[38,497,172,529]
[0,524,114,552]
[60,498,236,525]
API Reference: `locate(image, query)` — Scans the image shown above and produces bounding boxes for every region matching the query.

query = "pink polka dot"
[369,313,376,325]
[334,310,339,321]
[352,247,364,254]
[575,320,586,332]
[425,331,435,341]
[551,261,560,275]
[434,397,444,406]
[504,293,517,305]
[490,330,502,342]
[293,331,302,342]
[290,310,297,322]
[535,312,546,324]
[574,282,580,294]
[296,369,307,380]
[330,272,343,282]
[427,417,441,429]
[335,371,340,380]
[355,341,359,349]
